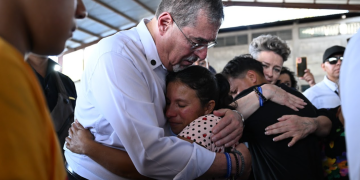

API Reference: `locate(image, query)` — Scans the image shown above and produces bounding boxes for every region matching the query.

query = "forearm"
[313,116,332,137]
[83,141,152,180]
[199,144,251,179]
[235,91,259,119]
[235,84,277,119]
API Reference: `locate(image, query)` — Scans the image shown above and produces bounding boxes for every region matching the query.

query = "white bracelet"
[233,110,245,122]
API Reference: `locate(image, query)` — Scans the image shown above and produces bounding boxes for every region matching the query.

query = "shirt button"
[151,60,156,66]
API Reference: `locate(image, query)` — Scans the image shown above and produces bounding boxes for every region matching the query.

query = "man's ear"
[157,12,172,36]
[247,70,257,84]
[204,100,215,114]
[321,63,326,72]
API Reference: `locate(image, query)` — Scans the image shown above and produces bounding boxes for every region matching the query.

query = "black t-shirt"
[33,59,77,112]
[237,84,323,180]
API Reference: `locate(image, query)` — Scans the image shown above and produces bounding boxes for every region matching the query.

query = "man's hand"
[212,109,243,147]
[65,120,95,155]
[299,69,316,87]
[262,84,307,111]
[264,115,318,147]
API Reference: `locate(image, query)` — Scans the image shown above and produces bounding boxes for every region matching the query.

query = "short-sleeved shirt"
[179,114,232,153]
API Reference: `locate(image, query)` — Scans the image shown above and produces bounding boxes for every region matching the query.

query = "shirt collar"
[136,19,164,71]
[323,75,339,91]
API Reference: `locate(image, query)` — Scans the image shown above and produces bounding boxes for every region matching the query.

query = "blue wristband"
[257,87,263,106]
[224,152,232,178]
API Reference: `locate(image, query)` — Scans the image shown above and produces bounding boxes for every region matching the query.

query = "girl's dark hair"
[280,66,298,89]
[166,66,235,111]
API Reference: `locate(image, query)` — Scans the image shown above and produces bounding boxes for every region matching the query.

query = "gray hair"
[249,34,291,62]
[155,0,224,28]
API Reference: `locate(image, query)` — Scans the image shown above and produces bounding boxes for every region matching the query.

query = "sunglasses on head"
[326,56,343,65]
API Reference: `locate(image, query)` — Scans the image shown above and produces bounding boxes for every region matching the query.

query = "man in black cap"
[303,45,345,109]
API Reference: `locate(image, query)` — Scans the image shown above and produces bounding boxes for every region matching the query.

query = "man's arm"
[264,115,332,147]
[299,69,316,87]
[67,122,152,180]
[234,84,307,119]
[67,121,251,179]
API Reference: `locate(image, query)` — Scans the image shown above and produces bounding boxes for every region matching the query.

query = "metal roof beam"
[222,2,360,10]
[77,27,102,38]
[62,24,138,55]
[69,39,84,45]
[66,46,74,51]
[64,40,100,56]
[92,0,138,23]
[87,14,119,30]
[132,0,156,14]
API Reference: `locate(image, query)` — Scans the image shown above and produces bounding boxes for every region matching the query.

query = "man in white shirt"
[64,1,246,179]
[303,45,344,109]
[340,32,360,180]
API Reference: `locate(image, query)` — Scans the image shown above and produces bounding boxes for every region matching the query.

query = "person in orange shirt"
[0,0,86,179]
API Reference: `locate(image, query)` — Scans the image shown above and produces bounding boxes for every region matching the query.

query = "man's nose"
[266,69,273,77]
[75,0,87,19]
[336,59,342,66]
[165,106,176,118]
[194,47,208,61]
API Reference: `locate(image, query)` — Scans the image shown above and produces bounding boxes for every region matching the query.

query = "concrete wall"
[208,16,360,90]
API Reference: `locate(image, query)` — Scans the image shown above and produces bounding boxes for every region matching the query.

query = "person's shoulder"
[56,72,76,94]
[279,84,304,98]
[56,72,74,84]
[193,114,221,123]
[98,28,140,53]
[303,81,325,97]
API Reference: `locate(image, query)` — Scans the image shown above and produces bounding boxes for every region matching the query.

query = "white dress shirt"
[303,75,340,109]
[64,19,215,180]
[340,31,360,180]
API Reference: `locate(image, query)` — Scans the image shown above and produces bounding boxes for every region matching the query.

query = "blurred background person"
[300,68,316,87]
[340,31,360,180]
[27,54,77,154]
[278,66,298,90]
[0,0,86,179]
[303,45,344,109]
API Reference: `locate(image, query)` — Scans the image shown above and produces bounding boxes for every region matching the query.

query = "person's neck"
[0,2,29,56]
[257,76,268,85]
[27,57,49,78]
[326,75,339,83]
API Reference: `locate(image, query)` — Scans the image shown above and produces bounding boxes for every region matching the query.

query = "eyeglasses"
[171,16,217,51]
[326,56,343,65]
